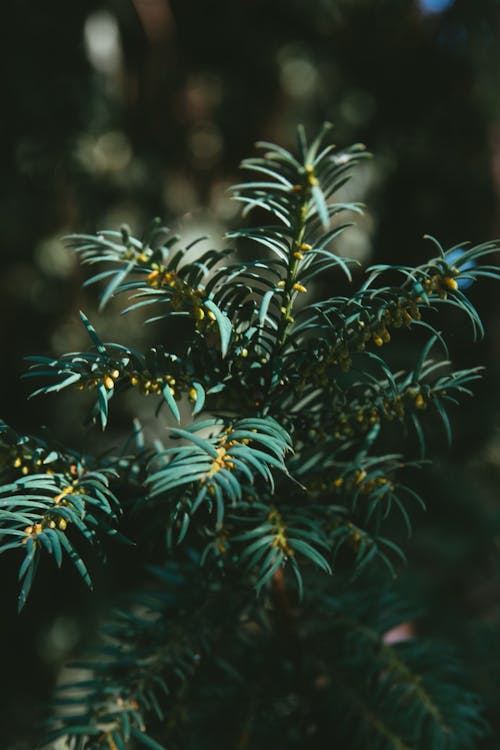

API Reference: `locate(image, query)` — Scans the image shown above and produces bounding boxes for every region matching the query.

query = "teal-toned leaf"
[256,552,284,593]
[311,184,329,229]
[79,311,106,355]
[259,289,277,327]
[190,382,206,416]
[99,260,135,310]
[169,428,219,459]
[162,385,180,423]
[288,538,332,574]
[432,395,452,447]
[96,384,109,430]
[59,534,93,589]
[44,528,63,567]
[203,299,232,357]
[18,542,39,611]
[110,730,126,749]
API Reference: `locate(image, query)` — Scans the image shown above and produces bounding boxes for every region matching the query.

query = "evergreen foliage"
[1,123,499,748]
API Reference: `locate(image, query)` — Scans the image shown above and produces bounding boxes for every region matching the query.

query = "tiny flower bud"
[415,393,426,409]
[442,276,458,292]
[194,307,205,321]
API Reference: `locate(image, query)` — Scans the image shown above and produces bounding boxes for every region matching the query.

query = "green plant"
[1,123,499,748]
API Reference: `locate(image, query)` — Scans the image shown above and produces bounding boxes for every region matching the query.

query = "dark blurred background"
[3,0,500,746]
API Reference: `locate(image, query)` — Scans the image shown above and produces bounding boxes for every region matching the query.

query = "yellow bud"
[443,276,458,291]
[293,283,307,293]
[104,376,115,390]
[189,387,198,402]
[22,466,29,475]
[277,280,286,288]
[293,251,303,260]
[58,518,67,531]
[240,348,248,358]
[13,457,22,468]
[147,270,160,286]
[207,310,217,321]
[355,470,367,485]
[110,369,120,379]
[300,243,312,252]
[373,335,384,347]
[194,307,205,321]
[130,375,139,386]
[415,393,426,409]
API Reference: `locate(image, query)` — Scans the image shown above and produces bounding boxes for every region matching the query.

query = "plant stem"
[276,196,310,350]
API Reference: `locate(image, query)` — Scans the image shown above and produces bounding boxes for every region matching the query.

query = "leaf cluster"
[2,124,499,748]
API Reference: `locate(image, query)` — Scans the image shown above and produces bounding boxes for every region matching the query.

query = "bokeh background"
[3,0,500,746]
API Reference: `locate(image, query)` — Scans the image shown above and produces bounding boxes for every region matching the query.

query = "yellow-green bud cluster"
[129,371,178,397]
[77,368,121,392]
[268,507,294,558]
[145,263,215,325]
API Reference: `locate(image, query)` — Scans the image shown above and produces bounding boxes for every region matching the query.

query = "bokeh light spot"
[419,0,455,14]
[84,10,122,75]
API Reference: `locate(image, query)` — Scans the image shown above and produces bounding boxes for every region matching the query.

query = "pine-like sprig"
[1,124,499,749]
